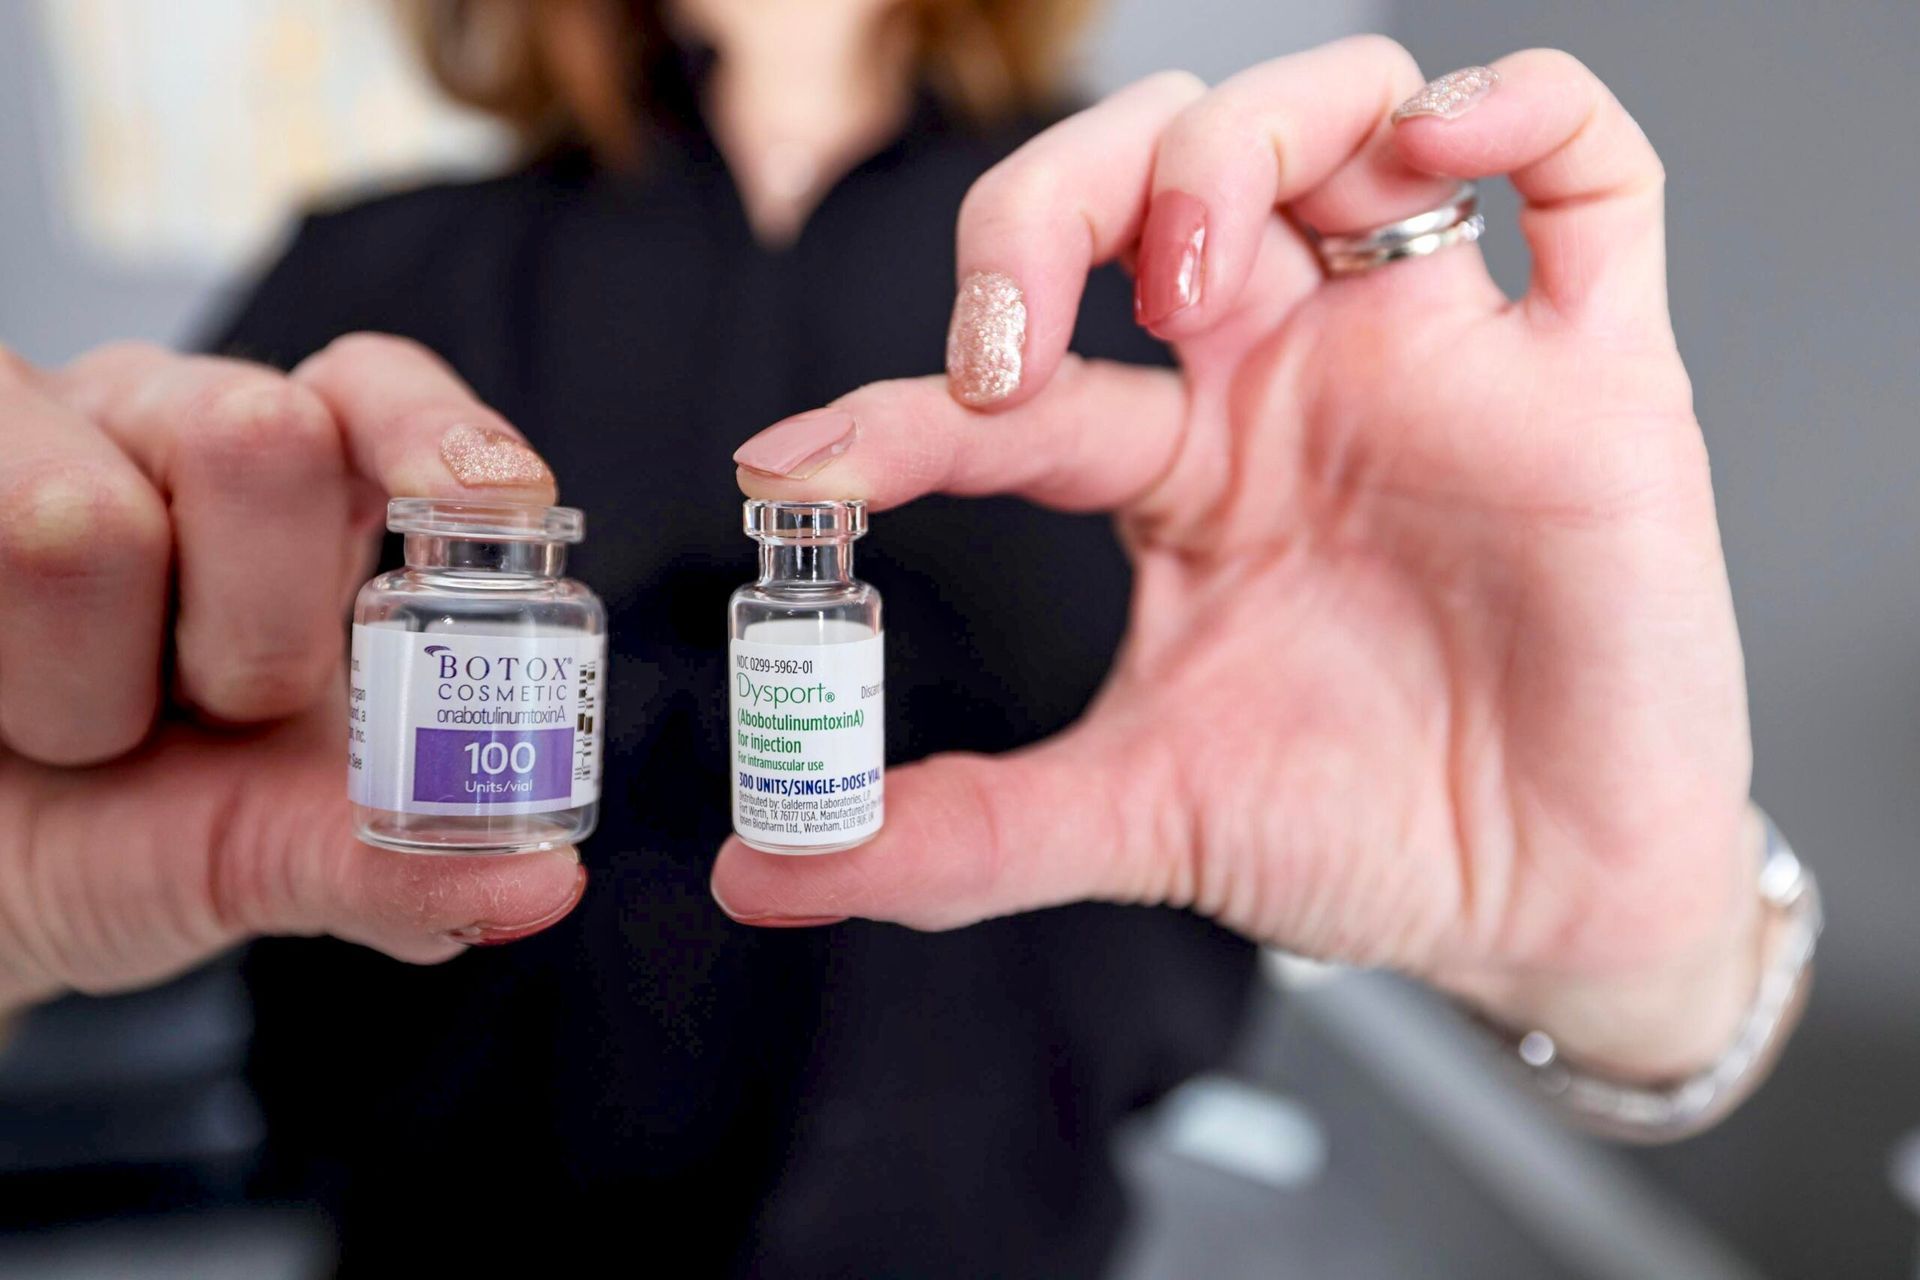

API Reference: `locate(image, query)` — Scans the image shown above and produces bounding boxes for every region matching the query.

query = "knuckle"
[0,464,166,580]
[1341,31,1419,76]
[1516,46,1662,188]
[1514,46,1613,105]
[81,338,172,372]
[203,784,300,939]
[1156,100,1221,157]
[1523,46,1594,81]
[1131,67,1206,105]
[962,162,1065,235]
[957,166,1011,226]
[1160,67,1279,156]
[1617,113,1666,191]
[49,341,171,419]
[1641,150,1669,192]
[300,330,442,382]
[942,755,1013,920]
[175,378,340,480]
[181,638,333,722]
[1157,102,1266,180]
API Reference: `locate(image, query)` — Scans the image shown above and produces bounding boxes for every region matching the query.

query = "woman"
[0,0,1801,1273]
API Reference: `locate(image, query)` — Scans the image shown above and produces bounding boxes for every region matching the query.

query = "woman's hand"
[714,41,1762,1081]
[0,334,583,1016]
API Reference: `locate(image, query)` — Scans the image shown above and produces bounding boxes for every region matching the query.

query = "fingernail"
[1134,190,1208,330]
[445,864,587,946]
[710,879,846,928]
[1392,66,1500,123]
[730,914,850,929]
[732,408,858,479]
[440,423,553,488]
[946,269,1025,407]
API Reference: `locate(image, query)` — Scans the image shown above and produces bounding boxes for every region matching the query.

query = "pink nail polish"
[445,866,587,946]
[439,423,552,488]
[1392,66,1501,122]
[1134,190,1208,329]
[733,408,858,479]
[724,914,850,929]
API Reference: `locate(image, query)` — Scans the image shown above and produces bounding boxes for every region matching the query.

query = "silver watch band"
[1501,804,1820,1142]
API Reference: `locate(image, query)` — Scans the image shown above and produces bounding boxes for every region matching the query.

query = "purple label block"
[413,727,575,805]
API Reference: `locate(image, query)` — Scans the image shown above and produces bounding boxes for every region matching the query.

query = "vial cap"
[743,498,867,543]
[386,498,584,544]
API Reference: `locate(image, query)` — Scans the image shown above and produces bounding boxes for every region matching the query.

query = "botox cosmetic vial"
[349,499,606,854]
[729,499,884,854]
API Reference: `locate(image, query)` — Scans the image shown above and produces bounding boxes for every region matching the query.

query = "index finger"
[733,359,1188,518]
[942,70,1205,410]
[292,332,557,502]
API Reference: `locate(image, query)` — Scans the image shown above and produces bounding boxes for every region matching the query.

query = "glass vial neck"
[387,499,583,580]
[744,498,867,588]
[404,534,567,578]
[757,541,854,586]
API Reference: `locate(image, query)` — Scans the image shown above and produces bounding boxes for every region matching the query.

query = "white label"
[729,630,884,850]
[348,624,605,815]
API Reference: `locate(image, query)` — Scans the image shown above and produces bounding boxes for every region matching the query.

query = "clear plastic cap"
[743,499,867,543]
[387,498,584,544]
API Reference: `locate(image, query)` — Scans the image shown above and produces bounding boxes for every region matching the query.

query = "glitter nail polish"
[946,270,1026,407]
[1392,66,1501,122]
[440,423,553,488]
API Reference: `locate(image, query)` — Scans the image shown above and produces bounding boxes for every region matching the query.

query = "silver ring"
[1312,182,1485,276]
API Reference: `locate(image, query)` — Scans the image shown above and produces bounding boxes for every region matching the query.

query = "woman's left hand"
[713,41,1762,1081]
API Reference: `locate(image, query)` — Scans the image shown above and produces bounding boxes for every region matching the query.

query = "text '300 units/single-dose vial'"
[729,499,884,854]
[350,499,606,855]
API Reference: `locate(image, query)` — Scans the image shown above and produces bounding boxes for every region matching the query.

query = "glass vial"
[350,499,606,855]
[729,499,884,855]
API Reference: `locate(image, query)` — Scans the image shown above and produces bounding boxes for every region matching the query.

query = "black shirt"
[218,96,1255,1279]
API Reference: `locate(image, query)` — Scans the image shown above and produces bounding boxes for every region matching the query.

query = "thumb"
[709,731,1164,931]
[3,735,588,1008]
[216,762,587,963]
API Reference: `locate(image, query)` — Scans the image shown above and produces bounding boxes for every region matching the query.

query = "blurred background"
[1,1,1916,1276]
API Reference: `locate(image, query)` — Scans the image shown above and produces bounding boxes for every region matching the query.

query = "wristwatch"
[1493,804,1820,1143]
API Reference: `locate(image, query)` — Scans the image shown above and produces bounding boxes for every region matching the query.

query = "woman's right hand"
[0,334,586,1017]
